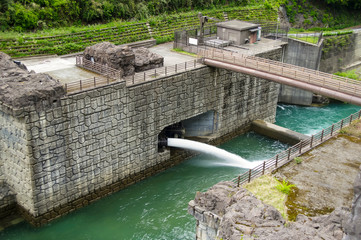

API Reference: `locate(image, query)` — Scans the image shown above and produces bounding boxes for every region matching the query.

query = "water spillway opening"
[158,110,218,152]
[166,138,261,169]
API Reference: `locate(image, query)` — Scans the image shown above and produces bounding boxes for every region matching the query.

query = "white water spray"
[167,138,261,169]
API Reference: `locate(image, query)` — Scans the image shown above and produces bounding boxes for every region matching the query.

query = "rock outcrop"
[189,181,349,240]
[343,166,361,240]
[133,47,164,72]
[83,42,163,76]
[0,52,65,108]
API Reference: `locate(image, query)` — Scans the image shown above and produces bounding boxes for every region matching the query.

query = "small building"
[216,20,260,45]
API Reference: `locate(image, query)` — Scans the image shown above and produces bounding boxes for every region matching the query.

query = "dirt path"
[276,121,361,220]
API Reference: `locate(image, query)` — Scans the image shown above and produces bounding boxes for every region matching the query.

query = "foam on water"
[167,138,262,169]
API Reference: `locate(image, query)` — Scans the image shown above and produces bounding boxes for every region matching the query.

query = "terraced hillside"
[0,6,278,57]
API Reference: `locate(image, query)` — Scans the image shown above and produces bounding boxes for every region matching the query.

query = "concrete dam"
[0,46,282,225]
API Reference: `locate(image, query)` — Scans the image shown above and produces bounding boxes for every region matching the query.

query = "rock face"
[189,181,349,240]
[0,52,65,108]
[83,42,163,76]
[133,47,164,72]
[344,166,361,240]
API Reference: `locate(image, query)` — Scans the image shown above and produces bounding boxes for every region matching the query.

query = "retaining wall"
[320,33,361,73]
[278,37,323,105]
[0,51,281,225]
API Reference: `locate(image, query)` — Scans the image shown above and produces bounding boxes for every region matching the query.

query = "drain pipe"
[204,59,361,106]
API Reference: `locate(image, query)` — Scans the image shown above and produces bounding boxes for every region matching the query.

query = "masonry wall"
[0,107,35,214]
[0,59,280,225]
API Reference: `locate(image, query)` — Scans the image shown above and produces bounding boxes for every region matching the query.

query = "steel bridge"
[199,49,361,106]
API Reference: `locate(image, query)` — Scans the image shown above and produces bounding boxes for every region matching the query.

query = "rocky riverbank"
[189,120,361,240]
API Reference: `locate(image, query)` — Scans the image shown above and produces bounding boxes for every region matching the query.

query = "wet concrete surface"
[276,134,361,218]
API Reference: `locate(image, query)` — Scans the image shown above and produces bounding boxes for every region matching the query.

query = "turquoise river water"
[1,102,360,240]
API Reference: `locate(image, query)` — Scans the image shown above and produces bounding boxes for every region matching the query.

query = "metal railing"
[67,57,201,92]
[233,109,361,187]
[124,59,201,86]
[198,48,361,98]
[76,56,122,80]
[64,77,119,93]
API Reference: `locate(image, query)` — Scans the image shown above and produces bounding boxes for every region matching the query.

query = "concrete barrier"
[251,119,308,145]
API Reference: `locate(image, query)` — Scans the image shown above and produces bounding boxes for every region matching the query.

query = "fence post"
[310,135,314,148]
[340,119,344,129]
[185,61,187,70]
[275,154,278,168]
[155,68,156,77]
[80,80,82,91]
[359,110,361,119]
[132,74,135,84]
[287,148,291,160]
[350,115,353,124]
[248,169,251,183]
[107,76,109,85]
[237,176,240,187]
[144,72,146,82]
[321,129,324,141]
[262,161,265,175]
[299,141,303,154]
[331,124,334,136]
[165,67,167,76]
[94,77,96,87]
[176,64,177,73]
[64,84,68,93]
[194,59,196,68]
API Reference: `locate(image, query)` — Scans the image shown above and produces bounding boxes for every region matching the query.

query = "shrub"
[275,179,295,195]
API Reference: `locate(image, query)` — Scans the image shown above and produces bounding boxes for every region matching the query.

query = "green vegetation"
[339,119,361,138]
[289,35,320,44]
[285,0,361,29]
[244,175,289,220]
[0,0,283,32]
[294,157,303,164]
[335,70,361,81]
[172,48,197,57]
[322,33,353,57]
[275,179,296,195]
[0,4,280,57]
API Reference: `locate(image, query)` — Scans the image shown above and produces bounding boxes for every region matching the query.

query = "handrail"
[64,77,118,94]
[67,57,201,92]
[76,56,123,80]
[198,49,361,98]
[124,59,200,86]
[233,109,361,187]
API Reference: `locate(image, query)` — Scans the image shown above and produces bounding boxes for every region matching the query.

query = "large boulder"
[84,42,135,76]
[0,52,65,108]
[83,42,164,77]
[134,47,164,72]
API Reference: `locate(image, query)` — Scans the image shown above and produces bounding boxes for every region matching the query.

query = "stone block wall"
[0,59,280,224]
[0,106,34,214]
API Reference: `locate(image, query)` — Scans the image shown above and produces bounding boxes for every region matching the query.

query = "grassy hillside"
[0,4,279,57]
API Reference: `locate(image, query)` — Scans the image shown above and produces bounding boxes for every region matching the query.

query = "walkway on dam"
[199,48,361,106]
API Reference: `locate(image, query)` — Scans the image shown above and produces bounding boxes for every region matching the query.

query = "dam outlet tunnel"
[158,110,218,151]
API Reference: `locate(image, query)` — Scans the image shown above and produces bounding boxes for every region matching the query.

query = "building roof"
[216,20,260,31]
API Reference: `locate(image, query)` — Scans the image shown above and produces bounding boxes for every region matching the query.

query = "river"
[0,102,360,240]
